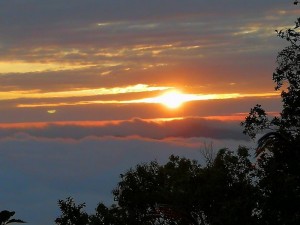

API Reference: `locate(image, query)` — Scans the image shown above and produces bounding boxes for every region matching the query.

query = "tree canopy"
[241,2,300,224]
[242,4,300,143]
[55,148,258,225]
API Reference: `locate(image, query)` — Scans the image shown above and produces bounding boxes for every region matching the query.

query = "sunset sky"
[0,1,298,224]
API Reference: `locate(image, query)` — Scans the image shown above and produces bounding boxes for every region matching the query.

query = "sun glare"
[157,91,186,109]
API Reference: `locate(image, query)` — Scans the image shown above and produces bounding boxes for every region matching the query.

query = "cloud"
[0,117,248,141]
[0,131,251,225]
[0,95,282,124]
[0,84,170,101]
[0,0,293,69]
[0,0,291,113]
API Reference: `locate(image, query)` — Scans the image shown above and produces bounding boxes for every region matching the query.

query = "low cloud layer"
[0,117,251,225]
[0,117,248,141]
[0,132,251,225]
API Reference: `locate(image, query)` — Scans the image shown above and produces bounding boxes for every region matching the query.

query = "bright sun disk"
[158,91,186,109]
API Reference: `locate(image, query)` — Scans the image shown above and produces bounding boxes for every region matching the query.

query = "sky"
[0,1,298,224]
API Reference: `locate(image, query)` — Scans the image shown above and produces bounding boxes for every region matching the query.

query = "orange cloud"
[16,91,279,108]
[0,84,170,101]
[0,117,249,141]
[0,61,94,73]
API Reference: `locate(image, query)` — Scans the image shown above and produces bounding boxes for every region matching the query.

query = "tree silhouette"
[56,148,257,225]
[111,149,257,225]
[55,197,89,225]
[89,203,128,225]
[242,1,300,144]
[242,2,300,224]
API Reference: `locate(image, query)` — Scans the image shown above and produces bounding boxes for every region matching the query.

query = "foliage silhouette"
[56,148,258,225]
[242,2,300,142]
[241,2,300,224]
[55,197,89,225]
[0,211,25,225]
[89,203,128,225]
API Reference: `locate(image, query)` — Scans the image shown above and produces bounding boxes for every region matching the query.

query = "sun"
[157,91,186,109]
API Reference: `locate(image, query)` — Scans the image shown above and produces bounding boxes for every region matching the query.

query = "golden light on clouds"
[16,91,279,108]
[134,91,242,108]
[0,61,94,73]
[0,84,171,101]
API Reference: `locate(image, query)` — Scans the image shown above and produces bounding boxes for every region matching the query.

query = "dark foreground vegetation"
[4,2,300,225]
[0,211,25,225]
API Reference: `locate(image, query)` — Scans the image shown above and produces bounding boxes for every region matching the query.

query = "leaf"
[0,211,15,223]
[7,219,26,224]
